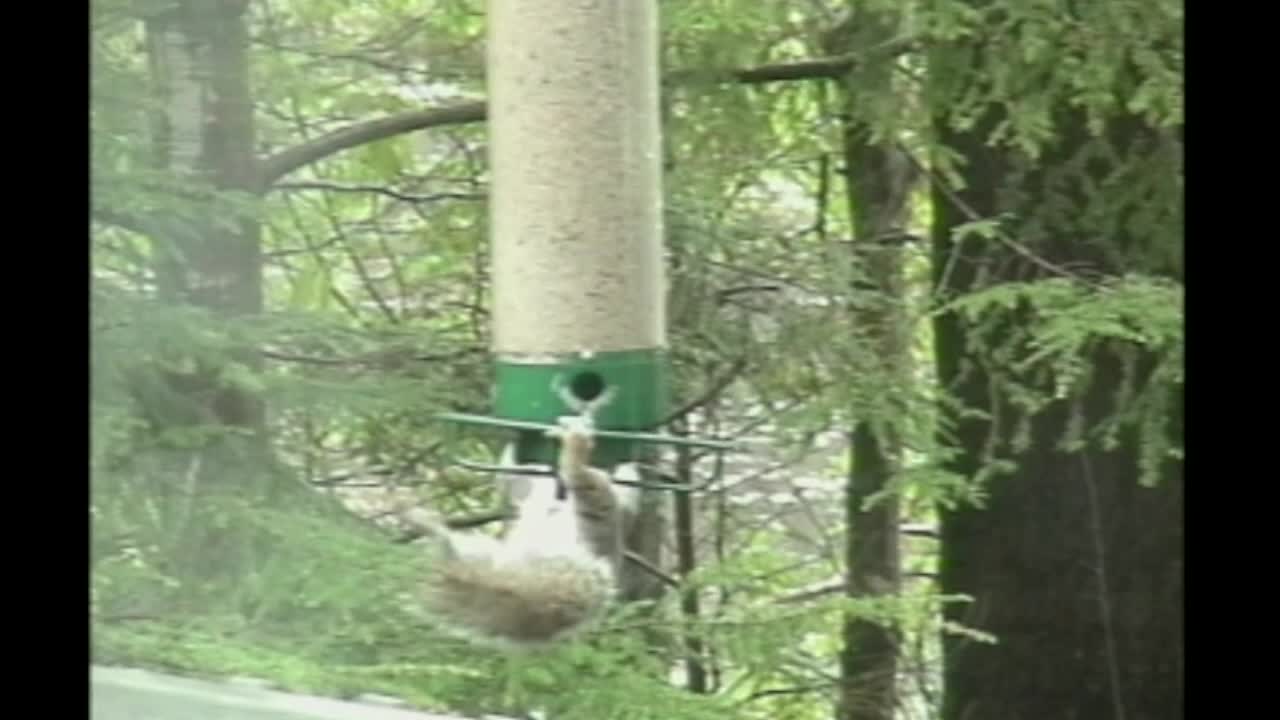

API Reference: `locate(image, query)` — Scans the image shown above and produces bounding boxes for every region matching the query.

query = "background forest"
[90,1,1183,719]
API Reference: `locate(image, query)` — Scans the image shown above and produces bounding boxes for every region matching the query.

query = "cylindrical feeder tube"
[487,0,665,466]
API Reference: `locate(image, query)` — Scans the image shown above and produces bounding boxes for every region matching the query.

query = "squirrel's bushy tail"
[419,538,617,646]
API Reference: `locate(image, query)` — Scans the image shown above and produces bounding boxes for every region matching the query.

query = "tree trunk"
[143,1,266,440]
[826,9,917,719]
[136,2,280,578]
[673,429,708,693]
[929,58,1184,720]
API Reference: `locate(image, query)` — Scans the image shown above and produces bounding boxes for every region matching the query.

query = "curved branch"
[257,101,487,187]
[256,44,918,187]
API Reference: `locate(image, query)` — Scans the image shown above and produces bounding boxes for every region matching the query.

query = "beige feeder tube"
[487,0,665,357]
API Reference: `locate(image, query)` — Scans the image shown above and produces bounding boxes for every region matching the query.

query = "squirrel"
[406,415,627,648]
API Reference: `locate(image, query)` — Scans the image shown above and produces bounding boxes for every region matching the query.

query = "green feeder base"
[492,347,666,467]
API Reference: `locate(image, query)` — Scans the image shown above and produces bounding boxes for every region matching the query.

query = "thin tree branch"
[897,143,1089,286]
[741,683,834,704]
[716,284,783,302]
[900,523,939,539]
[682,55,859,85]
[274,180,485,205]
[328,196,399,323]
[673,424,709,694]
[393,510,513,542]
[658,356,749,427]
[1081,453,1128,720]
[775,572,936,604]
[261,347,481,367]
[669,39,915,87]
[625,550,681,588]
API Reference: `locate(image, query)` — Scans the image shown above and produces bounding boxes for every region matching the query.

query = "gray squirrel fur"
[409,416,635,647]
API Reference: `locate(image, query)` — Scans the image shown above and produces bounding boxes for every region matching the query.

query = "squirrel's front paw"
[546,415,593,438]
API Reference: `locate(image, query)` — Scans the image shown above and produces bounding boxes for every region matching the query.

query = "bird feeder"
[439,0,732,473]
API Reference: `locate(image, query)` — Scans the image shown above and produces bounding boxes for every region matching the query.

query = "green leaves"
[220,362,268,395]
[360,139,407,178]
